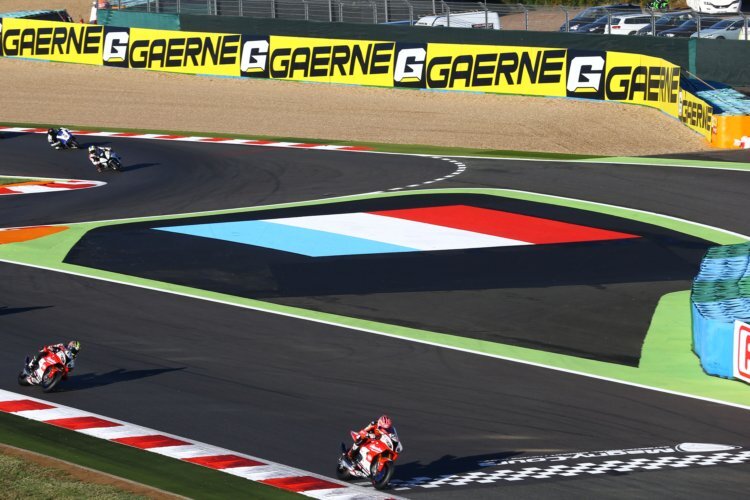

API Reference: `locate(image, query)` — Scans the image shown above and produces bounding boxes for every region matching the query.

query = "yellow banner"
[603,51,680,116]
[679,89,713,141]
[425,43,567,96]
[126,27,241,76]
[0,18,103,65]
[268,36,395,86]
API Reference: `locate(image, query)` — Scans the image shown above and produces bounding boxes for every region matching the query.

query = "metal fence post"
[384,0,389,23]
[516,4,528,31]
[155,0,159,14]
[444,2,450,27]
[744,14,749,41]
[239,0,243,16]
[338,0,343,22]
[560,6,569,32]
[176,0,180,14]
[482,1,488,29]
[607,11,612,35]
[407,0,413,25]
[271,0,276,18]
[431,0,436,15]
[370,0,377,23]
[328,0,333,21]
[697,14,701,38]
[303,0,308,20]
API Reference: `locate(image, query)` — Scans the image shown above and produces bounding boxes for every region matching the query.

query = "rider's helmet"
[377,415,393,433]
[88,145,96,154]
[67,340,80,357]
[48,128,55,135]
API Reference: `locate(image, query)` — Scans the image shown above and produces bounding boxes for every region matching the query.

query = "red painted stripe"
[71,130,96,135]
[154,135,184,140]
[199,137,229,142]
[0,187,12,194]
[45,416,122,430]
[113,132,141,137]
[245,140,275,145]
[371,205,639,244]
[27,128,48,133]
[184,454,264,469]
[113,434,191,449]
[0,399,55,412]
[293,143,323,148]
[339,146,373,151]
[260,476,345,492]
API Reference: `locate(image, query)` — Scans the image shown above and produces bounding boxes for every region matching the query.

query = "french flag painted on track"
[156,205,639,257]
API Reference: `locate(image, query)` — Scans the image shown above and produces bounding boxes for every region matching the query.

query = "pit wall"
[691,243,750,382]
[0,17,717,143]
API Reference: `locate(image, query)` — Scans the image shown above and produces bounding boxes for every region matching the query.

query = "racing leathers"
[28,344,76,375]
[347,421,388,464]
[88,147,109,171]
[47,129,61,149]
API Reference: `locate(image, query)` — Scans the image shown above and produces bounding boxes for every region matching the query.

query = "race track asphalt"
[2,133,749,498]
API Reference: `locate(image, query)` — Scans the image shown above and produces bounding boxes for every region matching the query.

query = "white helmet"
[88,145,96,153]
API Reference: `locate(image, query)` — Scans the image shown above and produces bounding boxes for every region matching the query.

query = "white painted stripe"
[268,212,528,251]
[0,390,29,401]
[301,488,373,499]
[149,444,223,459]
[15,407,90,421]
[224,465,298,480]
[78,424,153,440]
[7,185,71,193]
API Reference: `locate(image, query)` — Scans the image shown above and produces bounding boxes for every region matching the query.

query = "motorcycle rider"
[88,145,108,172]
[47,128,61,149]
[346,415,394,465]
[28,341,80,376]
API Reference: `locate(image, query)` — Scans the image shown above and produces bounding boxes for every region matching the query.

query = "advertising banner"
[0,18,719,144]
[266,36,395,87]
[733,320,750,384]
[424,43,566,96]
[679,89,714,141]
[0,17,103,65]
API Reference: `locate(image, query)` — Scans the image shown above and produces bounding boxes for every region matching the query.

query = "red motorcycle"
[336,428,403,490]
[18,350,71,393]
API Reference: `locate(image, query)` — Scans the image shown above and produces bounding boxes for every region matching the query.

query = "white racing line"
[0,389,402,499]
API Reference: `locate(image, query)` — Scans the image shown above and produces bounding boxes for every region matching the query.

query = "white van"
[686,0,741,14]
[415,11,502,29]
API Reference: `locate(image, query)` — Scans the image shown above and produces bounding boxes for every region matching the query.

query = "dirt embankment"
[0,57,710,156]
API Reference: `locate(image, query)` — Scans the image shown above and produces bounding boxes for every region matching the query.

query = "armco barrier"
[0,17,717,143]
[691,243,750,380]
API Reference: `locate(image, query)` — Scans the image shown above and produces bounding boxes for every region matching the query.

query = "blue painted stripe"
[155,221,416,257]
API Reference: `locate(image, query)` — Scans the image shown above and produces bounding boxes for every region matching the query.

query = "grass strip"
[0,412,298,500]
[0,447,147,500]
[0,177,38,186]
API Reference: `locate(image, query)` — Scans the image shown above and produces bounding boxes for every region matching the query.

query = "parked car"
[576,15,610,34]
[687,0,741,14]
[415,10,501,29]
[636,10,694,35]
[606,13,662,34]
[690,17,745,38]
[560,3,642,32]
[657,17,723,37]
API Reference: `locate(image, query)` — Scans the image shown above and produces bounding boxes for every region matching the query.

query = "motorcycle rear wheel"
[370,460,394,490]
[109,159,121,172]
[17,372,30,386]
[41,368,63,393]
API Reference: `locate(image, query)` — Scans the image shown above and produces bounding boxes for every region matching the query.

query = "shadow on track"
[393,451,523,479]
[0,306,53,316]
[62,367,185,391]
[123,162,159,172]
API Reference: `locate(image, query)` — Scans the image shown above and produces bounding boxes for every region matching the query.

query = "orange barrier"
[711,115,750,149]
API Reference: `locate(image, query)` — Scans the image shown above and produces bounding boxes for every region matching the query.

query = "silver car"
[691,17,746,39]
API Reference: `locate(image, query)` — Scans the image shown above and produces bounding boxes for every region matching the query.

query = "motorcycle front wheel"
[109,159,121,172]
[41,368,63,392]
[17,372,30,386]
[69,139,80,149]
[370,460,394,490]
